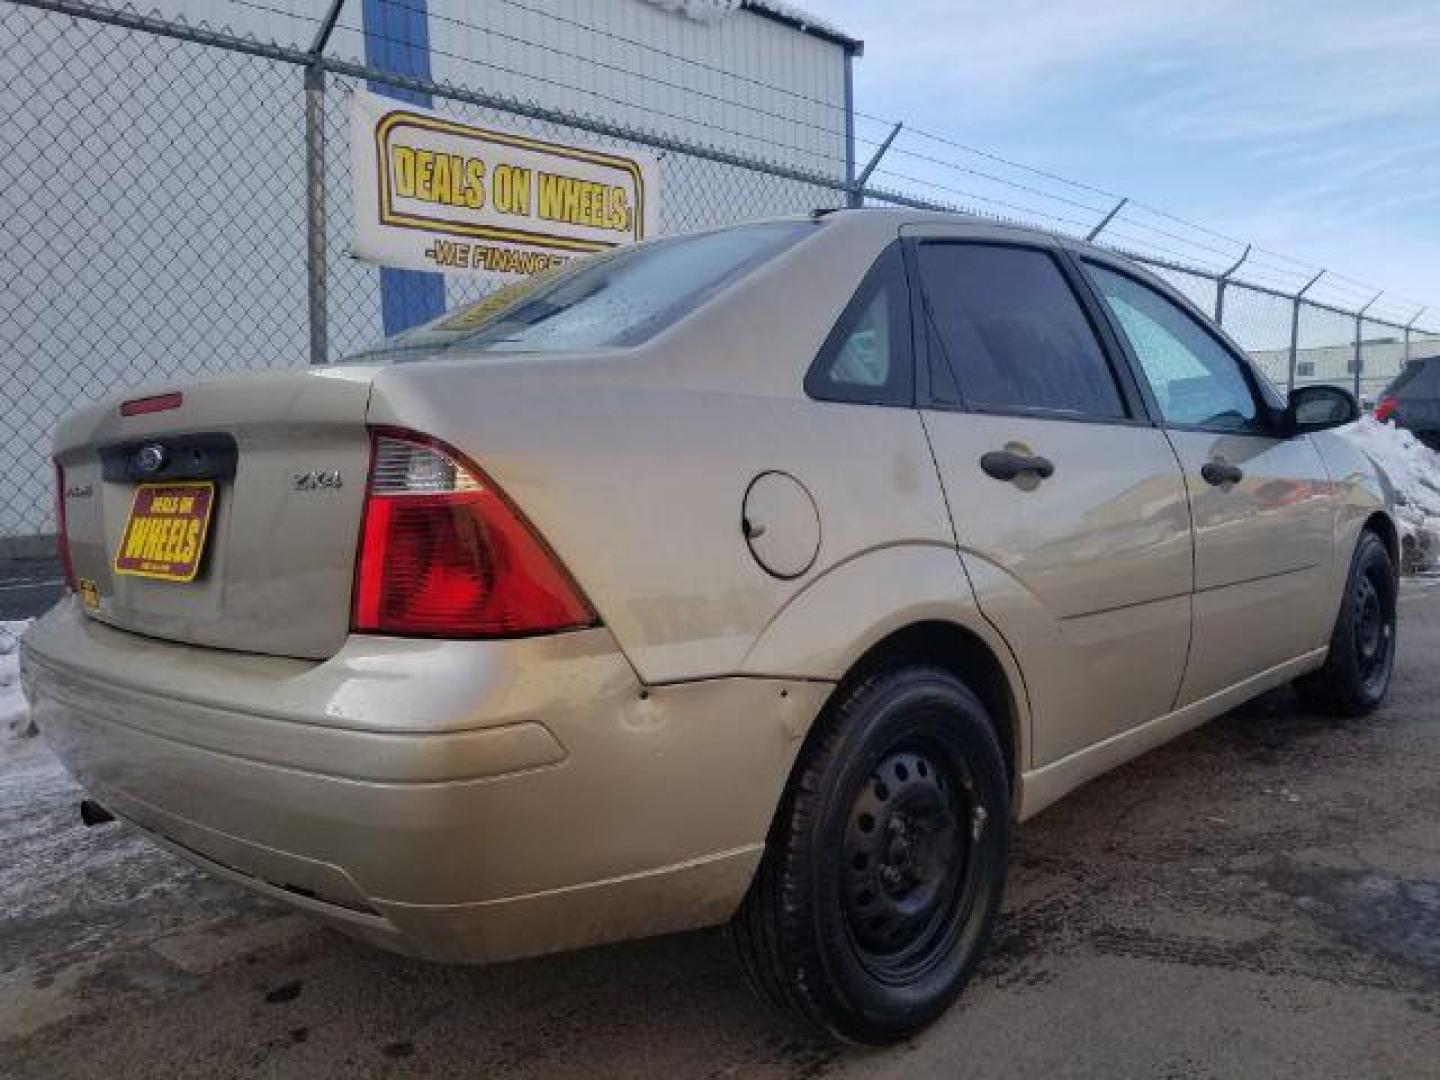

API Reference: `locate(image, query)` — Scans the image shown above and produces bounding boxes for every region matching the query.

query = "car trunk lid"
[54,367,376,659]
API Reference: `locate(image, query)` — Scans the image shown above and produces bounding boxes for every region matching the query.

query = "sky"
[819,0,1440,327]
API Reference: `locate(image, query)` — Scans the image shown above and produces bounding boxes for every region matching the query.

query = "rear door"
[1079,256,1336,704]
[907,225,1194,767]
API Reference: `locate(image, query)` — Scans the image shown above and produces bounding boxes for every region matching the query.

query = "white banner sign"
[349,89,660,279]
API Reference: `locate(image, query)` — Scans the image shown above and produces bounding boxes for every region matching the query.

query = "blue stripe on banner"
[362,0,446,335]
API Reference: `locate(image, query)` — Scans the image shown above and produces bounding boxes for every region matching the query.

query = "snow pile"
[636,0,857,43]
[2,620,33,737]
[636,0,740,23]
[1338,417,1440,572]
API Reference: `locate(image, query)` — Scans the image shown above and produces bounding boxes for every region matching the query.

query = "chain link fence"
[2,0,1436,544]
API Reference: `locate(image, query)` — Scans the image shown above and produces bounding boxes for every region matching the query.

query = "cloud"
[824,0,1440,307]
[839,1,1440,139]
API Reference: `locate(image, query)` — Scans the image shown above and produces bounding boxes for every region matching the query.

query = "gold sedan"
[23,210,1397,1043]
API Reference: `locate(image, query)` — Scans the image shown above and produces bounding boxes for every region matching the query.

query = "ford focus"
[22,210,1398,1043]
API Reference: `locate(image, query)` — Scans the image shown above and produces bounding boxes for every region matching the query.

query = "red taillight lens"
[1374,396,1398,422]
[54,459,76,591]
[352,429,594,638]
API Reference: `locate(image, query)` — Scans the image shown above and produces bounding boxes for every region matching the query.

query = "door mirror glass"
[1288,385,1359,432]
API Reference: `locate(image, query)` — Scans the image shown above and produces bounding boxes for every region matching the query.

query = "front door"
[908,230,1195,768]
[1080,258,1336,704]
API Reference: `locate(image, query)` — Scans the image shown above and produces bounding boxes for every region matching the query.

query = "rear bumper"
[21,599,827,962]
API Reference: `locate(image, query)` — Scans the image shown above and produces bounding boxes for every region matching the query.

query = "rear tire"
[732,666,1009,1044]
[1294,530,1397,716]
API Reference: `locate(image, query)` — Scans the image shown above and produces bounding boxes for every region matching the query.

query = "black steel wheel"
[1351,564,1394,697]
[1295,529,1397,716]
[732,665,1009,1044]
[843,744,973,981]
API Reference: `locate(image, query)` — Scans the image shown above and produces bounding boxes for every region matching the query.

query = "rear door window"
[915,243,1128,420]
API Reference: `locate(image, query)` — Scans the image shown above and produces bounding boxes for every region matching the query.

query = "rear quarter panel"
[1309,429,1396,614]
[365,217,963,685]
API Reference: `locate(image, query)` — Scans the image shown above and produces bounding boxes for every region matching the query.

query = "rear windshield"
[357,221,813,362]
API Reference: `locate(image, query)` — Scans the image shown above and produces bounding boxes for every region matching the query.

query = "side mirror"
[1284,385,1360,434]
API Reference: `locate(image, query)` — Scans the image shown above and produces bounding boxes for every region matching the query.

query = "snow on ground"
[1,620,32,737]
[1338,417,1440,571]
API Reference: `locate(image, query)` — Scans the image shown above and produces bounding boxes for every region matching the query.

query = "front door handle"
[980,450,1055,482]
[1201,461,1244,486]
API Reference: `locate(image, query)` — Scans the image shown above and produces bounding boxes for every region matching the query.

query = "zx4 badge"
[292,470,343,492]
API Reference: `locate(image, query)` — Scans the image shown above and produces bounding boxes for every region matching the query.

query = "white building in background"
[1249,335,1440,399]
[0,0,860,539]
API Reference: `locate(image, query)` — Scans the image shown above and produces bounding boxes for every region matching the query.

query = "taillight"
[352,428,594,638]
[54,459,76,591]
[1374,396,1398,422]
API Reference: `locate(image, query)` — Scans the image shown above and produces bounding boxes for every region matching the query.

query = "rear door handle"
[1201,461,1244,486]
[980,450,1055,482]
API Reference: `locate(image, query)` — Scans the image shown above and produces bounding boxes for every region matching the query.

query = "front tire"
[732,666,1009,1044]
[1294,530,1397,716]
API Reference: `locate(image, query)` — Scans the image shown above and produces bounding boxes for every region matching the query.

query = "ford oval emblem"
[135,443,168,474]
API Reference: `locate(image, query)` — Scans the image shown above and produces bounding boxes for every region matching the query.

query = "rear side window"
[363,221,815,360]
[916,243,1127,419]
[805,244,913,406]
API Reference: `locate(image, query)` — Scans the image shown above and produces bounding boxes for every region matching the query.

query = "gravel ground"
[2,580,1438,1079]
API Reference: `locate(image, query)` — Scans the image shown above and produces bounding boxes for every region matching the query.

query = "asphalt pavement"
[0,553,62,621]
[2,580,1438,1079]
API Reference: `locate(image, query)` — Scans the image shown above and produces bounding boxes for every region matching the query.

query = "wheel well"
[1363,512,1400,575]
[828,621,1020,794]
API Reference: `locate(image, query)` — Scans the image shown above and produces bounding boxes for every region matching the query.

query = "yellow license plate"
[113,481,216,582]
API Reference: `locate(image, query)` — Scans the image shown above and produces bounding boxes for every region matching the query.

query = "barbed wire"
[868,168,1099,234]
[184,0,1440,316]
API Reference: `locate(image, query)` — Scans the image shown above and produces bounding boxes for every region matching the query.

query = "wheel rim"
[841,739,982,983]
[1353,565,1395,695]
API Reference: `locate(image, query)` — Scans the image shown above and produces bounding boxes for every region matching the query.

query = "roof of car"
[807,206,1123,261]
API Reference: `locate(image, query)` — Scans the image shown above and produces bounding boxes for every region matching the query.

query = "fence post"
[1286,269,1326,393]
[849,121,901,208]
[1086,197,1127,242]
[304,0,348,366]
[1404,307,1426,364]
[842,50,856,206]
[1354,291,1382,400]
[1214,244,1250,328]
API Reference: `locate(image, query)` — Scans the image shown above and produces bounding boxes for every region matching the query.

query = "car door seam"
[917,407,1037,768]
